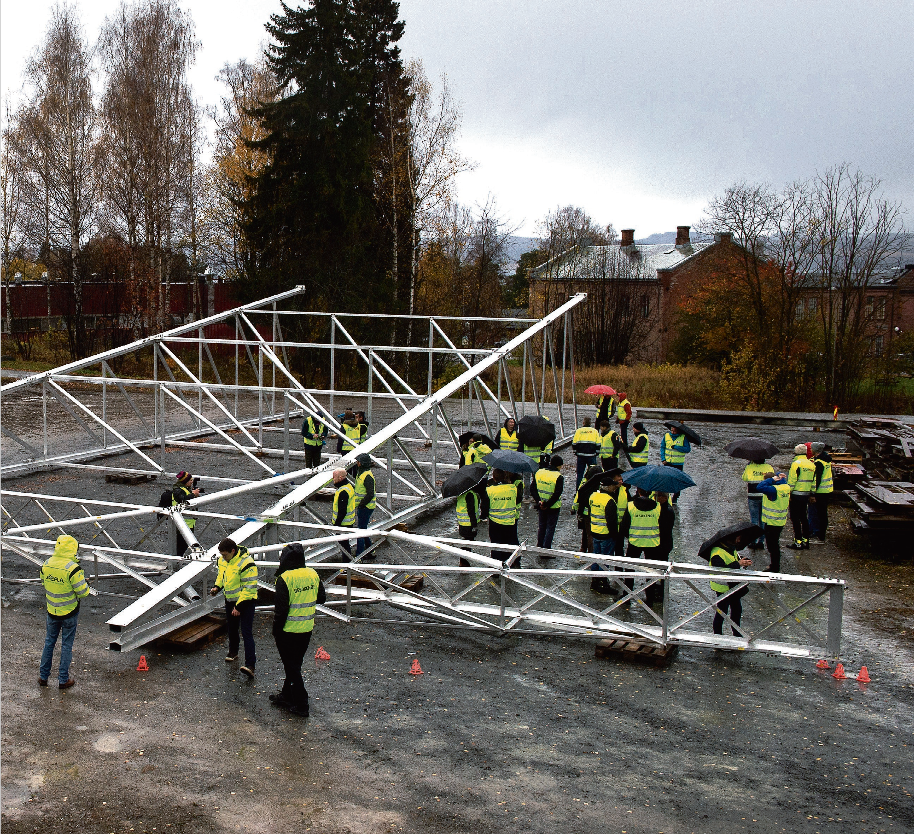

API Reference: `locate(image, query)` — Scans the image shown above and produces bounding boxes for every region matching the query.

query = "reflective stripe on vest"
[589,492,614,536]
[41,557,87,616]
[709,546,739,593]
[499,428,518,451]
[630,435,649,465]
[342,424,361,451]
[456,491,477,527]
[627,501,660,547]
[281,567,320,633]
[303,416,326,446]
[171,484,196,529]
[742,462,774,483]
[600,431,620,458]
[616,398,631,421]
[816,461,833,494]
[333,483,356,527]
[487,483,517,526]
[762,484,791,526]
[534,469,562,509]
[663,433,687,465]
[572,427,600,457]
[355,470,376,509]
[217,547,258,603]
[788,456,816,493]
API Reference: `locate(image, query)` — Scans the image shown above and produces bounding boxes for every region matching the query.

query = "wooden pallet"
[333,572,424,592]
[105,472,157,485]
[155,615,226,652]
[595,637,678,666]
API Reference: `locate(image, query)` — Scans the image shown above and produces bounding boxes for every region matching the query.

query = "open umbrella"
[482,449,539,474]
[458,431,476,446]
[663,421,702,446]
[697,522,763,562]
[472,434,498,450]
[441,462,488,498]
[585,384,617,397]
[622,464,696,493]
[517,415,556,449]
[723,437,780,460]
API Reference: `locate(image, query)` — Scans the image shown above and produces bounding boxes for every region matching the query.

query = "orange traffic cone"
[314,646,331,661]
[856,666,871,683]
[136,655,149,672]
[831,663,846,680]
[816,659,831,670]
[408,658,424,676]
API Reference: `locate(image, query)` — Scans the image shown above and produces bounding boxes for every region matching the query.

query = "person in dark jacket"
[808,449,833,543]
[654,492,675,561]
[598,420,623,471]
[572,464,604,554]
[627,423,649,468]
[271,542,326,717]
[620,487,668,602]
[532,455,564,551]
[708,535,752,637]
[353,453,376,559]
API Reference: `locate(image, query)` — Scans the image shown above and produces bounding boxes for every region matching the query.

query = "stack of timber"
[846,418,914,480]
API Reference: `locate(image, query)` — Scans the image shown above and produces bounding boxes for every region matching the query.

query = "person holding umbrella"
[627,422,650,468]
[700,526,757,637]
[442,462,489,566]
[487,469,521,565]
[620,487,667,603]
[517,415,555,500]
[660,422,693,504]
[584,384,616,427]
[532,455,564,551]
[615,392,633,446]
[572,417,601,488]
[724,437,779,550]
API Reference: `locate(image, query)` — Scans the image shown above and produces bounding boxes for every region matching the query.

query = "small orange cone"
[136,655,149,672]
[816,659,830,669]
[856,666,871,683]
[831,662,846,680]
[314,646,331,661]
[408,658,424,676]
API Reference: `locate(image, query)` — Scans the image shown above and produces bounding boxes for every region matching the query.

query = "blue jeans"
[356,507,374,556]
[576,456,597,490]
[590,536,615,570]
[40,609,79,685]
[748,497,763,545]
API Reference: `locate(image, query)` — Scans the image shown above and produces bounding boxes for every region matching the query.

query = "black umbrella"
[517,415,556,449]
[723,437,781,460]
[575,465,612,505]
[472,434,497,449]
[663,421,702,446]
[458,431,476,446]
[482,449,539,474]
[441,462,488,498]
[697,522,763,562]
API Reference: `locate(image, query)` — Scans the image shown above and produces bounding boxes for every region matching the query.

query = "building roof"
[528,242,711,283]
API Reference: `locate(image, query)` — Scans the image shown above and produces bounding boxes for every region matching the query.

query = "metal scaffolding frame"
[1,289,845,659]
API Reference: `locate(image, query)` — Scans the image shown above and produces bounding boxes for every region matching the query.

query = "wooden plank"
[155,615,226,652]
[595,637,678,666]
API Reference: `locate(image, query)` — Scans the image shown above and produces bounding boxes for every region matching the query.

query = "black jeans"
[489,520,519,566]
[624,543,663,599]
[274,630,313,710]
[713,586,749,636]
[790,494,810,543]
[764,523,784,571]
[537,508,560,549]
[225,599,256,669]
[304,443,323,469]
[811,494,830,538]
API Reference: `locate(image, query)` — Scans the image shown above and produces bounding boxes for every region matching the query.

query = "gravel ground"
[3,401,914,834]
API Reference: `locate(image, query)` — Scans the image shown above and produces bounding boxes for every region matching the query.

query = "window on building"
[874,335,884,356]
[642,294,650,318]
[877,297,886,321]
[796,300,805,320]
[865,296,874,317]
[807,297,818,315]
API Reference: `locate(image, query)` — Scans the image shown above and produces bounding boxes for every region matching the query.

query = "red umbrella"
[585,384,617,396]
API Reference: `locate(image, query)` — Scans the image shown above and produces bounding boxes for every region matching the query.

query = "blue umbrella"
[622,464,696,493]
[482,449,539,474]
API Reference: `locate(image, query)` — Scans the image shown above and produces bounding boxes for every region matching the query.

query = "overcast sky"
[3,0,912,238]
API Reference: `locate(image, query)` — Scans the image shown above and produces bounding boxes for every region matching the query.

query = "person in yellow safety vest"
[471,434,493,465]
[210,537,259,678]
[330,468,356,559]
[708,535,753,637]
[595,393,615,427]
[627,423,649,468]
[616,392,632,446]
[787,443,816,550]
[609,469,629,557]
[336,411,363,455]
[588,481,619,594]
[572,418,601,489]
[660,424,692,504]
[301,414,328,468]
[270,541,326,717]
[532,455,564,551]
[39,535,91,689]
[572,463,604,553]
[496,417,519,451]
[809,448,834,544]
[458,436,476,468]
[620,487,670,603]
[598,420,623,471]
[170,470,201,557]
[487,468,520,566]
[755,472,791,572]
[353,453,377,560]
[742,458,774,549]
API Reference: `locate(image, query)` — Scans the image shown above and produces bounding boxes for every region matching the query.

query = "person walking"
[353,454,376,559]
[331,468,356,558]
[270,542,326,717]
[627,423,650,468]
[572,418,601,488]
[210,538,258,678]
[787,443,816,550]
[496,417,519,451]
[39,535,91,689]
[532,455,564,551]
[808,449,833,543]
[595,392,615,427]
[487,469,520,565]
[301,414,328,469]
[741,458,774,549]
[708,535,752,637]
[598,420,623,471]
[616,392,632,447]
[660,424,692,504]
[588,482,618,594]
[755,472,791,572]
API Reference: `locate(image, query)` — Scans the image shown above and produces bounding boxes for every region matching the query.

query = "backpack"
[158,487,176,509]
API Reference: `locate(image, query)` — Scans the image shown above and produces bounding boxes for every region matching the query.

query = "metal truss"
[1,289,845,659]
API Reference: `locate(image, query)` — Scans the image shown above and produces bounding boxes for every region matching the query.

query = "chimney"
[675,226,691,246]
[714,232,733,244]
[620,229,635,247]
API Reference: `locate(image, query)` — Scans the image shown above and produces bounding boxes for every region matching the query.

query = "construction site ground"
[2,413,914,834]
